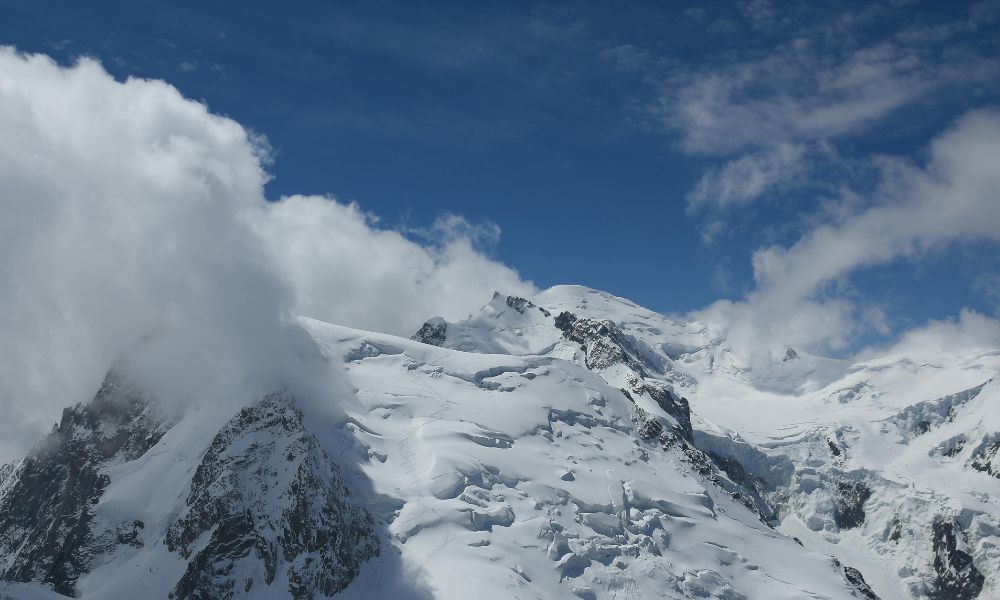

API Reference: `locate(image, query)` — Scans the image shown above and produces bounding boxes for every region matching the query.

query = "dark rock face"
[622,392,665,443]
[705,450,779,524]
[0,372,171,596]
[928,519,984,600]
[553,311,577,334]
[504,295,550,317]
[707,453,757,491]
[834,481,871,530]
[970,438,1000,478]
[827,438,842,457]
[624,374,692,442]
[412,319,447,346]
[621,389,777,525]
[165,394,379,600]
[842,564,880,600]
[554,311,664,374]
[940,436,966,458]
[888,518,902,542]
[673,441,777,524]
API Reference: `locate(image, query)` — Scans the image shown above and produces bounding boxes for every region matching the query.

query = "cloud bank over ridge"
[0,48,533,461]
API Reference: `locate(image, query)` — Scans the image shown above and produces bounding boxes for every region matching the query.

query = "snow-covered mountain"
[2,285,997,599]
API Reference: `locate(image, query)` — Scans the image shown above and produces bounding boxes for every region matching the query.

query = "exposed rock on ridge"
[412,318,447,347]
[166,393,379,600]
[0,372,172,596]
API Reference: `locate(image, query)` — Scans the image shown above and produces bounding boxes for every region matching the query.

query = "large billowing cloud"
[694,109,1000,359]
[0,48,532,461]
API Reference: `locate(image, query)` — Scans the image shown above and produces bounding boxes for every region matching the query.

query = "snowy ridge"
[403,285,1000,599]
[312,317,870,600]
[1,284,998,599]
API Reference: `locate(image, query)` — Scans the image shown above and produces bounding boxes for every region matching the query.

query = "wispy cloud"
[687,142,816,211]
[639,1,1000,227]
[694,109,1000,355]
[652,40,969,156]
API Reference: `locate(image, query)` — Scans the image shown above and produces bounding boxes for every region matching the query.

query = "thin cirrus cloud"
[655,42,932,157]
[653,6,999,212]
[0,47,533,462]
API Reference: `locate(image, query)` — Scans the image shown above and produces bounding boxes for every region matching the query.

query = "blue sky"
[6,0,1000,354]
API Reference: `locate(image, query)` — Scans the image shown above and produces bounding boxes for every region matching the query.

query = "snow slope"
[2,284,997,599]
[309,319,867,600]
[404,285,1000,600]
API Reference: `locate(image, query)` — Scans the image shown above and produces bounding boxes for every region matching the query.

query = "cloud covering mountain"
[0,48,533,461]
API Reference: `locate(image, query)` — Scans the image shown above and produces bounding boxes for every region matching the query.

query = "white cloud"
[687,142,813,211]
[0,49,310,460]
[656,41,936,156]
[670,5,1000,353]
[862,308,1000,361]
[0,49,532,461]
[654,3,999,228]
[750,110,1000,297]
[253,195,534,337]
[693,109,1000,357]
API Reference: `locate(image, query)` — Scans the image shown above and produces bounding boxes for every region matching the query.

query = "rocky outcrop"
[412,318,447,346]
[554,311,664,374]
[0,372,172,595]
[165,393,379,600]
[928,518,984,600]
[624,373,692,442]
[969,437,1000,478]
[840,562,880,600]
[834,481,872,530]
[504,294,550,317]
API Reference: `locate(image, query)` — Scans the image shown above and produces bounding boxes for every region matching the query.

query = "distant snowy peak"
[411,285,852,393]
[411,292,562,355]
